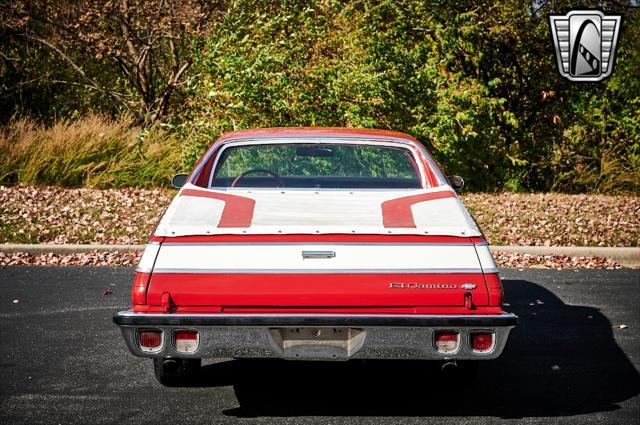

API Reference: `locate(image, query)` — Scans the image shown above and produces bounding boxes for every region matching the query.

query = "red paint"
[130,304,506,315]
[180,188,255,228]
[193,148,219,188]
[381,190,457,228]
[216,127,423,144]
[131,272,151,305]
[146,272,490,308]
[136,131,504,322]
[154,234,486,244]
[484,273,504,307]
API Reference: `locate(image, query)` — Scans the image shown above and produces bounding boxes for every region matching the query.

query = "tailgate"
[146,243,490,308]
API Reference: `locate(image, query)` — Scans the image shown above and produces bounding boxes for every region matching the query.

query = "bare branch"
[24,34,110,99]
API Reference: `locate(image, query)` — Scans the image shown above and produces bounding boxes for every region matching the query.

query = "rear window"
[210,144,422,189]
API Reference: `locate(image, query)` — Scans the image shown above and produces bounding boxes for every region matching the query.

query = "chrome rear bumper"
[114,311,517,361]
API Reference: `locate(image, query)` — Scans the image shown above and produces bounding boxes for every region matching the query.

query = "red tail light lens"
[174,330,199,353]
[132,272,151,305]
[138,330,163,352]
[484,273,504,307]
[434,331,459,354]
[471,332,495,353]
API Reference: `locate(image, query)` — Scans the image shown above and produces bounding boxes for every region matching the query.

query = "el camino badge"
[389,283,476,289]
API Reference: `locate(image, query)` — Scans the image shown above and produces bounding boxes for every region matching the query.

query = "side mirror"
[447,175,464,191]
[171,173,189,188]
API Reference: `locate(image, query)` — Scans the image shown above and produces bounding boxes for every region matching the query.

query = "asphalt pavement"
[0,267,638,424]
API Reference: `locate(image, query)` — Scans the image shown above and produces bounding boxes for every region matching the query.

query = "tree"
[1,0,219,123]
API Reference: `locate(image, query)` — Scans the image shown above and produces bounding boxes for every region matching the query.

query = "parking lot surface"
[0,267,638,424]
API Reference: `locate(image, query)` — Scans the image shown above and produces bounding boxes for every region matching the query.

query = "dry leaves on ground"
[0,251,141,266]
[1,186,639,246]
[492,251,622,269]
[0,185,172,244]
[463,192,640,247]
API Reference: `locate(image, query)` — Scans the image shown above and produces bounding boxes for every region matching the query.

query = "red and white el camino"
[114,128,516,385]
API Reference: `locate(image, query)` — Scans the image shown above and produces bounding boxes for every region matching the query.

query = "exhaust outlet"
[440,360,458,374]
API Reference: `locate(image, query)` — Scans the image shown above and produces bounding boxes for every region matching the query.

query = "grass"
[0,115,183,188]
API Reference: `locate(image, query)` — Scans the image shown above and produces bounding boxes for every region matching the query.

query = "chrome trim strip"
[302,250,336,259]
[148,268,486,274]
[220,135,420,143]
[482,267,500,274]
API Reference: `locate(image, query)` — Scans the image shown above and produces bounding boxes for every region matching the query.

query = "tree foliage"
[1,0,218,123]
[1,0,638,193]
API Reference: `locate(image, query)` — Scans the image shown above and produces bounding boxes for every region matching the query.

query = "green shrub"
[1,1,638,193]
[179,0,638,194]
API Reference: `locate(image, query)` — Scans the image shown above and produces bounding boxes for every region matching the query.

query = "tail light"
[174,330,199,353]
[470,332,495,353]
[138,330,163,352]
[484,273,504,307]
[132,243,161,305]
[434,331,459,354]
[132,272,151,305]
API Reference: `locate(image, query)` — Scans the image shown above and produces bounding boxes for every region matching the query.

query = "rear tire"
[153,358,201,386]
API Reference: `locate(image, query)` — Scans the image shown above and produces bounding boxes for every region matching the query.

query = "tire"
[153,357,201,386]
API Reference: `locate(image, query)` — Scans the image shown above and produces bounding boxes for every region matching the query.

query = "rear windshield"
[210,144,422,189]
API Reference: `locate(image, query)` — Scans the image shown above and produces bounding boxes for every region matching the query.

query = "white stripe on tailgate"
[152,244,482,273]
[475,244,499,273]
[137,242,160,272]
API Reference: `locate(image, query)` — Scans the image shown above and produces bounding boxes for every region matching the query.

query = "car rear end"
[113,129,516,384]
[114,235,515,361]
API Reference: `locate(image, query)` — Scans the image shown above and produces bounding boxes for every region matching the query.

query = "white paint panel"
[411,198,468,229]
[250,190,392,227]
[475,245,499,273]
[153,244,482,272]
[137,243,160,272]
[154,185,483,237]
[168,196,224,225]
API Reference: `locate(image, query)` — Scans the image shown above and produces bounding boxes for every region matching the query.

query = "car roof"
[216,127,421,146]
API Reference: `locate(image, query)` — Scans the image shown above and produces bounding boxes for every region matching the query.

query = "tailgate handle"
[302,251,336,259]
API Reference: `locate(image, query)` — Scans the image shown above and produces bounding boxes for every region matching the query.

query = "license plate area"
[268,328,366,360]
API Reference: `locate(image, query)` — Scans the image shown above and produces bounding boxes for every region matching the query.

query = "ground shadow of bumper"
[203,279,640,418]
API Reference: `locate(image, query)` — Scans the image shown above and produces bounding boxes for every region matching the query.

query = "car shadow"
[192,280,640,418]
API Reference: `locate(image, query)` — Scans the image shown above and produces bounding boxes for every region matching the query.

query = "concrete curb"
[0,244,146,254]
[1,243,638,267]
